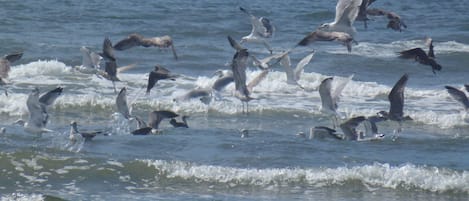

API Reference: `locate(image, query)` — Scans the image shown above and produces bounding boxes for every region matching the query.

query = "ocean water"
[1,0,469,200]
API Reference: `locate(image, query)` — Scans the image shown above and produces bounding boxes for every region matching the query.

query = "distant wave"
[141,159,469,194]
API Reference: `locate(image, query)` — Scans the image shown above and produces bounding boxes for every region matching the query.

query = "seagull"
[0,51,23,79]
[23,87,63,134]
[131,110,179,135]
[73,46,103,74]
[212,70,234,92]
[355,0,377,28]
[251,50,288,70]
[399,37,441,74]
[170,116,189,128]
[69,121,105,142]
[113,33,178,60]
[318,0,363,36]
[297,30,357,52]
[174,88,212,104]
[146,65,178,95]
[445,85,469,110]
[97,38,137,92]
[310,116,384,141]
[278,51,315,88]
[239,7,275,54]
[366,8,407,32]
[318,75,354,128]
[116,87,132,119]
[100,37,116,62]
[230,47,253,114]
[378,74,412,135]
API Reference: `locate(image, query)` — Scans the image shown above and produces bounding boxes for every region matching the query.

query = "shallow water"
[1,0,469,200]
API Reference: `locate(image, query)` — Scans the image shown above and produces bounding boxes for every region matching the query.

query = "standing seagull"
[399,37,441,74]
[318,0,363,36]
[297,30,357,52]
[378,74,412,135]
[22,87,63,134]
[239,7,275,54]
[0,51,23,79]
[113,33,178,60]
[318,75,354,128]
[146,65,178,95]
[445,85,469,111]
[230,46,252,114]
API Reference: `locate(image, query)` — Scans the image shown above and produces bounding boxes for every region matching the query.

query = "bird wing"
[116,87,130,119]
[388,74,409,120]
[366,8,389,16]
[319,77,335,111]
[227,36,244,51]
[80,47,95,68]
[247,70,269,93]
[334,0,362,27]
[212,75,234,92]
[340,116,366,140]
[231,49,250,96]
[279,53,295,83]
[113,33,143,50]
[445,86,469,110]
[332,74,353,105]
[39,87,63,107]
[294,51,315,81]
[0,59,10,79]
[101,37,116,61]
[465,84,469,93]
[425,37,435,58]
[116,63,137,73]
[4,52,23,63]
[27,89,48,128]
[257,17,274,38]
[398,48,428,60]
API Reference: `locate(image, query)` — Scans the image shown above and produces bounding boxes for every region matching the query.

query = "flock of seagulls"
[0,0,464,144]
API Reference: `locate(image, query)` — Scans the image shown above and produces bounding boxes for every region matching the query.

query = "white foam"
[141,159,469,193]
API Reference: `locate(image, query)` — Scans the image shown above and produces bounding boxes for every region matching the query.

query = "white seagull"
[318,75,354,128]
[318,0,363,36]
[20,87,63,134]
[278,51,315,88]
[239,7,275,54]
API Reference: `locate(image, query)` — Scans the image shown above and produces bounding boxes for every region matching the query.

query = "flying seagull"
[212,70,234,93]
[100,37,116,62]
[378,74,412,135]
[146,65,178,95]
[116,87,132,119]
[445,85,469,111]
[239,7,275,54]
[355,0,377,28]
[318,0,363,36]
[310,116,385,141]
[297,30,357,52]
[113,33,178,60]
[170,116,189,128]
[230,47,253,114]
[0,51,23,79]
[22,87,63,134]
[69,121,105,142]
[278,51,315,88]
[366,8,407,32]
[399,37,441,74]
[73,46,103,74]
[131,110,179,135]
[318,75,354,128]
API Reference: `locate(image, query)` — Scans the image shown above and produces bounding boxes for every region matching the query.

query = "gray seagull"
[113,33,178,60]
[239,7,275,54]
